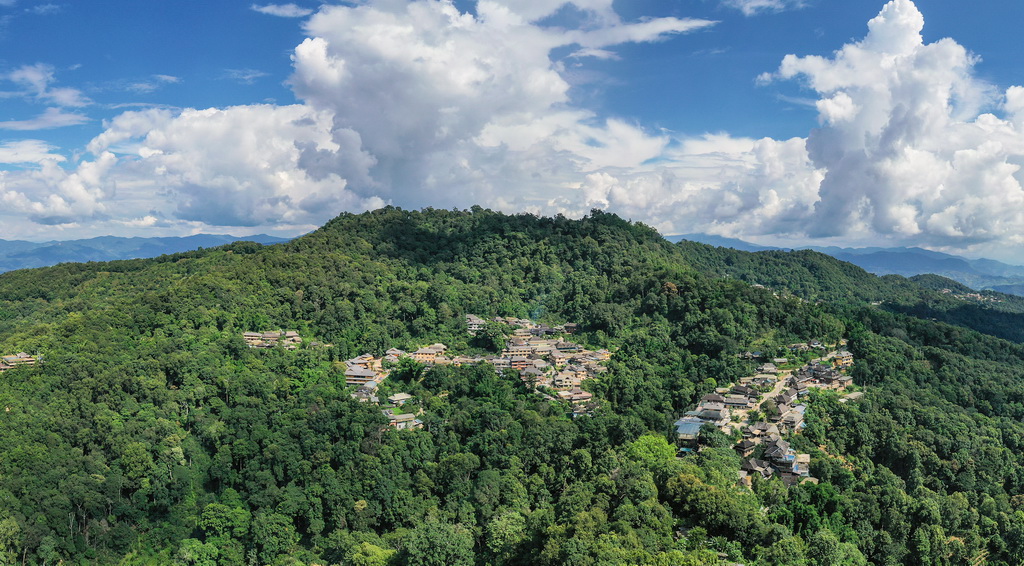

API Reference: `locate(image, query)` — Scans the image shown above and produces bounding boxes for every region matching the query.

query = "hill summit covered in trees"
[2,207,1024,564]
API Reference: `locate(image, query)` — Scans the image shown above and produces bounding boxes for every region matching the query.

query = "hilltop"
[0,207,1023,564]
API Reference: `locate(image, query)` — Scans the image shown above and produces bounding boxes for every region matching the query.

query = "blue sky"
[3,0,1024,262]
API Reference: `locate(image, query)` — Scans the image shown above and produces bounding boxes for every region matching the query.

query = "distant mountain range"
[666,233,1024,296]
[7,230,1024,298]
[0,234,290,274]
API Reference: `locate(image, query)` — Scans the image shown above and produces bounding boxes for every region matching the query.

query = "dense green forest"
[2,207,1024,564]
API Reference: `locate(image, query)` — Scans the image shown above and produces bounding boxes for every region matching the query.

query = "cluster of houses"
[673,384,759,443]
[468,314,597,378]
[344,317,607,397]
[343,354,422,429]
[349,379,423,430]
[344,315,604,421]
[0,352,36,372]
[734,407,814,486]
[791,358,853,390]
[380,411,423,430]
[341,345,452,388]
[242,330,303,349]
[407,343,458,365]
[738,434,813,487]
[379,392,423,430]
[766,386,808,431]
[350,385,423,430]
[939,288,1002,304]
[465,314,578,337]
[786,340,827,353]
[343,354,384,386]
[731,395,813,486]
[498,334,609,389]
[676,344,857,488]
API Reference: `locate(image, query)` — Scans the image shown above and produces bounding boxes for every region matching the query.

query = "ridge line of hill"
[666,232,1024,295]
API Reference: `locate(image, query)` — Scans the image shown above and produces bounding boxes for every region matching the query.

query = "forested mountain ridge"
[1,207,1024,564]
[668,232,1024,297]
[675,240,1024,343]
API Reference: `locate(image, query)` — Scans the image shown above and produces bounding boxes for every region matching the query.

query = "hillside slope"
[0,208,1023,564]
[670,232,1024,295]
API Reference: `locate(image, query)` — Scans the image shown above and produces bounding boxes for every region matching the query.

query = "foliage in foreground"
[0,207,1023,564]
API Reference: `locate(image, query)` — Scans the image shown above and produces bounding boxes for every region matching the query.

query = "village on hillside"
[6,317,858,492]
[675,343,859,488]
[343,315,607,429]
[6,314,858,494]
[333,311,862,495]
[939,287,1003,304]
[334,315,861,492]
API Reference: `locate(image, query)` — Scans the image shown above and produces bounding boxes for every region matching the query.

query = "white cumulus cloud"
[1,151,117,224]
[86,104,383,227]
[2,0,715,233]
[288,0,709,207]
[756,0,1024,246]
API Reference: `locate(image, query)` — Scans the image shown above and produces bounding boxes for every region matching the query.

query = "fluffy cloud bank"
[287,0,708,207]
[4,0,713,234]
[767,0,1024,246]
[84,104,383,227]
[7,0,1024,257]
[580,0,1024,250]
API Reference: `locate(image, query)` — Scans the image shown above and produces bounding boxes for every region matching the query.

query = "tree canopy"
[0,207,1022,564]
